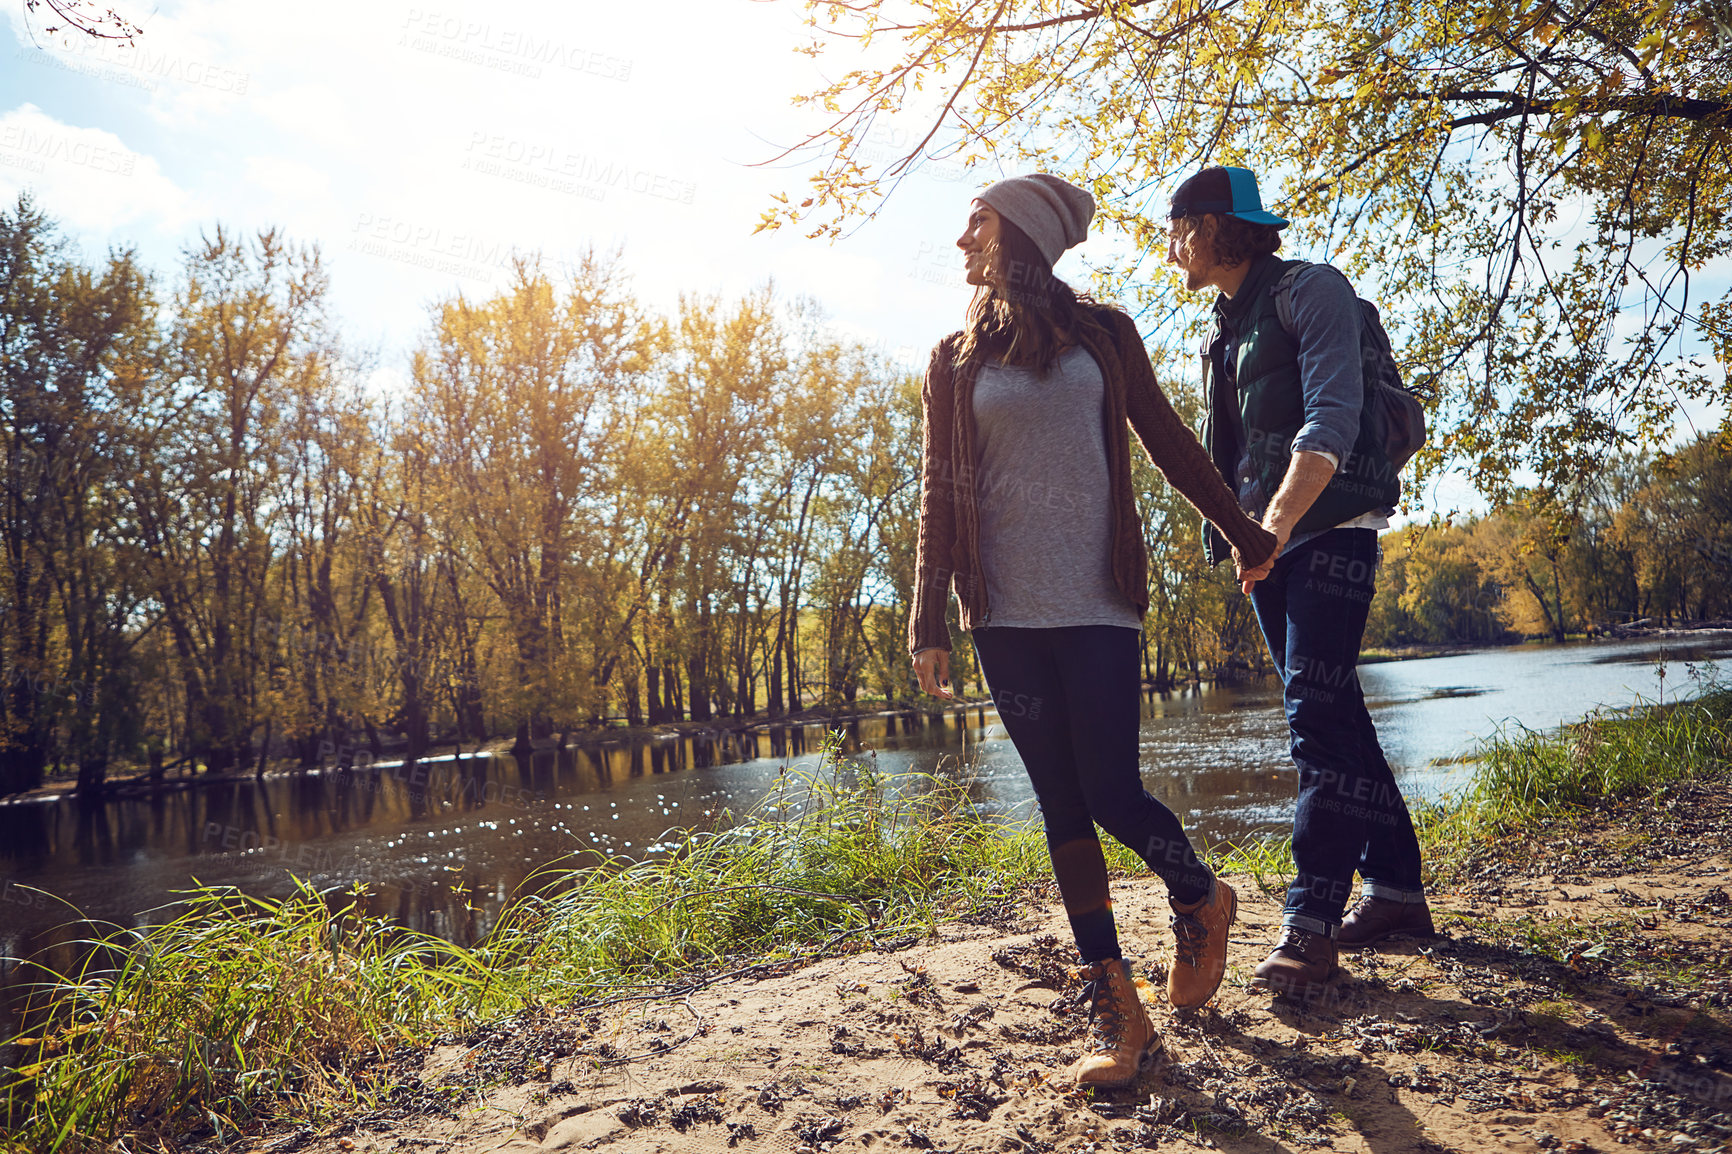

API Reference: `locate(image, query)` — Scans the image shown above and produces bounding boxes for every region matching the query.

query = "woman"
[908,175,1278,1090]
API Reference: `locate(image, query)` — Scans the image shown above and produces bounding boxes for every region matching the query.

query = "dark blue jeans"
[972,625,1213,962]
[1249,529,1424,934]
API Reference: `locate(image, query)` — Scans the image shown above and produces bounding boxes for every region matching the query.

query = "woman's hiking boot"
[1337,893,1435,947]
[1062,958,1162,1090]
[1167,877,1237,1009]
[1251,924,1340,997]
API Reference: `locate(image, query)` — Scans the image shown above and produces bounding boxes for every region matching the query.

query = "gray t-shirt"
[972,345,1142,630]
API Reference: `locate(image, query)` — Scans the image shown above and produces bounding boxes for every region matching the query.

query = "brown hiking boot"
[1062,958,1163,1090]
[1167,878,1237,1010]
[1338,894,1436,948]
[1251,925,1340,997]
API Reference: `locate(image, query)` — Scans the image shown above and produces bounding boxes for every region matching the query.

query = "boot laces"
[1170,911,1208,968]
[1079,967,1128,1053]
[1275,925,1322,959]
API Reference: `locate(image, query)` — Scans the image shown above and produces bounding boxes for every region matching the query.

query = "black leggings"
[972,625,1212,962]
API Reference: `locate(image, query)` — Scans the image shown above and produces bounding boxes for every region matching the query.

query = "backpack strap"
[1270,260,1361,339]
[1269,259,1311,338]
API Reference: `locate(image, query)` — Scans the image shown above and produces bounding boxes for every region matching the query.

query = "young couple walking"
[908,167,1434,1091]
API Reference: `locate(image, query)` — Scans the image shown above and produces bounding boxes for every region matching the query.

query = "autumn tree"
[411,254,659,740]
[854,373,928,705]
[758,307,858,716]
[1609,436,1732,622]
[637,287,789,723]
[1131,375,1263,685]
[269,350,380,764]
[766,0,1731,504]
[127,228,334,774]
[804,347,919,706]
[1369,521,1506,645]
[0,195,156,797]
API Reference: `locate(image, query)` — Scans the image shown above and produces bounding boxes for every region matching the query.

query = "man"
[1165,165,1434,995]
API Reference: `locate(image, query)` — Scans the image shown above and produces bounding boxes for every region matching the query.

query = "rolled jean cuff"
[1282,912,1339,938]
[1363,881,1427,903]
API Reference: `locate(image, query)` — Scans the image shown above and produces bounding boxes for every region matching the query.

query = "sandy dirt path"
[249,778,1732,1154]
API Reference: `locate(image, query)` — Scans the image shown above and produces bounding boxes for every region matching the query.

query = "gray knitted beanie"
[977,174,1095,267]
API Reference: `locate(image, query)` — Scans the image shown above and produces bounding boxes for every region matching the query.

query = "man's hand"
[912,648,953,698]
[1238,450,1336,594]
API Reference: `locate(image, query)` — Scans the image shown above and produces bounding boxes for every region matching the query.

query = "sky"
[0,0,1723,522]
[0,0,1015,376]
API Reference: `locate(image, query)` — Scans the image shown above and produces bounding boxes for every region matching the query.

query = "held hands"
[1234,524,1288,595]
[912,648,953,699]
[1236,450,1333,594]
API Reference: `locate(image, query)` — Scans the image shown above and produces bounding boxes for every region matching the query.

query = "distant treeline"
[3,197,1728,798]
[1367,440,1732,648]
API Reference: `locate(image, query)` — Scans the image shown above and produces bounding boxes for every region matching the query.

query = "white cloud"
[0,104,198,235]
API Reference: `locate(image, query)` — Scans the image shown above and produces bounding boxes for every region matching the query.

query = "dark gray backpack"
[1271,262,1428,471]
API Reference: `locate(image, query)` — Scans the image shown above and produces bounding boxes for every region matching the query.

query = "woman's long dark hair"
[957,216,1107,373]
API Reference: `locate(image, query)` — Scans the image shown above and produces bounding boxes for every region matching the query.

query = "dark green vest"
[1201,255,1400,564]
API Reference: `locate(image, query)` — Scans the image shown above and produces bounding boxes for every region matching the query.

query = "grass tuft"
[1182,681,1732,892]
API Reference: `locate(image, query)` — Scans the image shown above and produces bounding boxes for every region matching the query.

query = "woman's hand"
[1234,533,1283,595]
[912,648,953,698]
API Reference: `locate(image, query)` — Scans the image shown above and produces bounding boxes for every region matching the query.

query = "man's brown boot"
[1062,958,1163,1090]
[1167,878,1237,1010]
[1338,893,1435,948]
[1251,925,1339,997]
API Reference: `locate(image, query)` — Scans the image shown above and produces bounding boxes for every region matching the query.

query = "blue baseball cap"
[1168,166,1289,228]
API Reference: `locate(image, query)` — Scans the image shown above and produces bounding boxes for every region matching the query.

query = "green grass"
[1,734,1051,1153]
[1415,683,1732,876]
[4,881,499,1152]
[1102,829,1297,895]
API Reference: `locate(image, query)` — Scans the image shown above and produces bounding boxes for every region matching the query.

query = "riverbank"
[5,693,1732,1152]
[1360,622,1732,665]
[8,696,1001,804]
[296,778,1731,1154]
[21,624,1732,806]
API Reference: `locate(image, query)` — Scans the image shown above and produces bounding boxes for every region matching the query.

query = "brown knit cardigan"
[908,307,1279,655]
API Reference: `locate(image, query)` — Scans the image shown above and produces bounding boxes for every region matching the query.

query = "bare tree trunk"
[255,717,273,779]
[646,662,666,724]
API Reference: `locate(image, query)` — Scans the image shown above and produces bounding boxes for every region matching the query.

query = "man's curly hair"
[1172,212,1283,270]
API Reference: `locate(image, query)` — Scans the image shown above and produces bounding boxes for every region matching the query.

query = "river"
[1,633,1727,1007]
